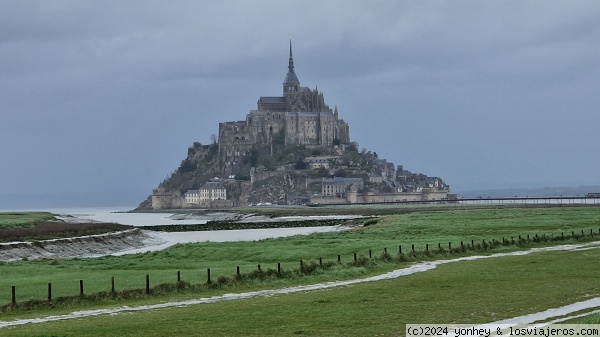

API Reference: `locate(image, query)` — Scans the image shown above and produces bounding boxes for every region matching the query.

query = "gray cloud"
[1,0,600,207]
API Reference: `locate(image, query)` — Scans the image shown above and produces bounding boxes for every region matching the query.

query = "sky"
[1,1,600,208]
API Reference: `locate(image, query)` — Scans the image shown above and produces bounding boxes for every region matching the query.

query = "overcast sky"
[2,1,600,208]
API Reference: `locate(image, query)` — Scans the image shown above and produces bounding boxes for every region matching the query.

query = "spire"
[289,39,293,67]
[284,39,300,85]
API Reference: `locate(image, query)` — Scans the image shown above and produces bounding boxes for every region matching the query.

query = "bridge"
[308,196,600,207]
[458,196,600,205]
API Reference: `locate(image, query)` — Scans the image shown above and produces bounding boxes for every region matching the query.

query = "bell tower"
[283,40,300,97]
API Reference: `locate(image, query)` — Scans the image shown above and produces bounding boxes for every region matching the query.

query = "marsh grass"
[0,212,56,229]
[2,227,597,313]
[1,206,599,313]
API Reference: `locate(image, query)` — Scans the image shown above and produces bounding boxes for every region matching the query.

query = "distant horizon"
[2,183,600,210]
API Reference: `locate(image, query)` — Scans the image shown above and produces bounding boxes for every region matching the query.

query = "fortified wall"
[310,187,449,205]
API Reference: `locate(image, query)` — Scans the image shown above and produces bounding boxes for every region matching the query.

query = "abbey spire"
[283,39,300,96]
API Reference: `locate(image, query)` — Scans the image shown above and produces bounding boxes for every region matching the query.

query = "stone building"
[321,177,364,197]
[199,181,227,201]
[218,41,350,176]
[184,182,227,205]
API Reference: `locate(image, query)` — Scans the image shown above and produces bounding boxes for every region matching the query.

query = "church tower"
[283,40,300,97]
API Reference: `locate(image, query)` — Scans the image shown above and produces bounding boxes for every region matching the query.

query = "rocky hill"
[138,139,451,209]
[138,43,451,210]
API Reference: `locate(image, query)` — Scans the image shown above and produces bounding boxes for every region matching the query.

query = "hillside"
[138,140,451,210]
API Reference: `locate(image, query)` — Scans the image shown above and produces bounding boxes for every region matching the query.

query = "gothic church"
[218,41,350,175]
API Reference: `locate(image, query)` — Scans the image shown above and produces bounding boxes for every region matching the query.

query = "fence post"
[369,249,372,259]
[471,239,474,247]
[237,266,240,276]
[278,262,281,274]
[177,271,181,282]
[448,242,451,250]
[438,243,441,250]
[399,245,402,254]
[111,276,115,293]
[426,244,429,252]
[11,286,16,305]
[48,283,52,301]
[319,257,322,266]
[337,255,341,263]
[384,247,388,255]
[80,279,84,297]
[145,274,150,295]
[258,264,261,272]
[207,268,211,284]
[411,244,414,253]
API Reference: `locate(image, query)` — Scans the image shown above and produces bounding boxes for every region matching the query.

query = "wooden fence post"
[145,274,150,295]
[319,257,322,266]
[237,266,240,276]
[353,252,357,262]
[80,279,84,297]
[384,247,388,255]
[426,244,429,252]
[278,262,281,274]
[48,283,52,301]
[337,255,341,263]
[111,276,115,293]
[177,271,181,282]
[399,245,402,254]
[258,264,261,272]
[369,249,372,259]
[448,242,451,250]
[11,286,16,305]
[411,244,414,253]
[207,268,211,284]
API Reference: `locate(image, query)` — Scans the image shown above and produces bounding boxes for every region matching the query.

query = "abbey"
[218,42,350,176]
[143,41,453,210]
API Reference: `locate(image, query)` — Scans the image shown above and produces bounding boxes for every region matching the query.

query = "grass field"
[1,205,599,336]
[3,247,599,336]
[0,212,55,229]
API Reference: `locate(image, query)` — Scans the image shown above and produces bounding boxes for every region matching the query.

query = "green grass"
[1,206,599,306]
[0,212,56,228]
[3,247,599,336]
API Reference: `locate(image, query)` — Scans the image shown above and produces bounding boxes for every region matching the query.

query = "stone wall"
[310,189,449,205]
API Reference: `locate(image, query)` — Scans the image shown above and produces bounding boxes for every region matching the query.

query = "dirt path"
[2,242,599,329]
